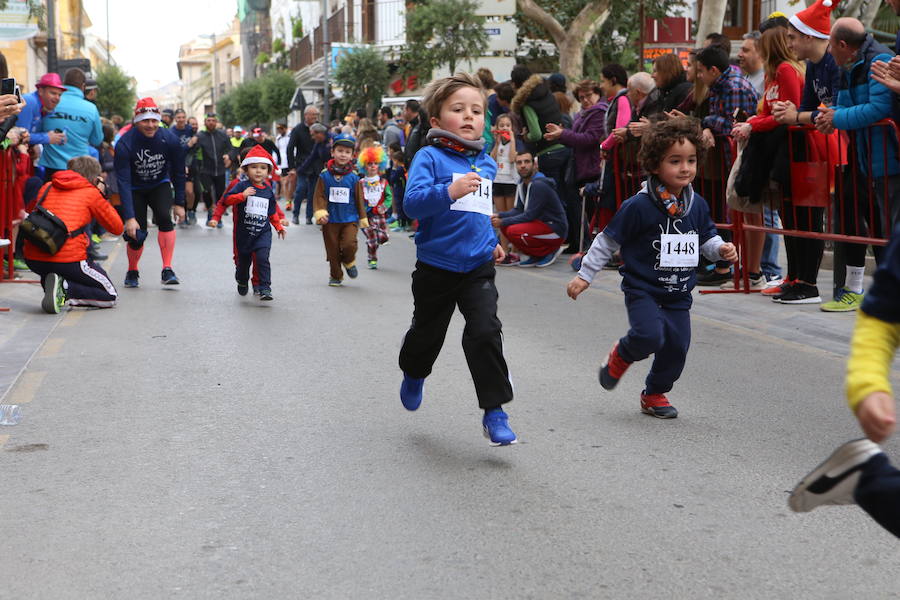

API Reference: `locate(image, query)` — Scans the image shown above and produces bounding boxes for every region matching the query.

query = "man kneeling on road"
[491,151,568,267]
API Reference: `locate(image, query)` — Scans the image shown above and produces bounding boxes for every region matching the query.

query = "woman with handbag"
[22,156,123,314]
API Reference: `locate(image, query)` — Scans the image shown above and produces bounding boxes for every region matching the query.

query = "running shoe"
[762,278,795,298]
[720,272,767,290]
[695,269,732,286]
[161,267,180,285]
[41,273,64,314]
[518,256,540,268]
[400,374,425,411]
[13,258,30,271]
[482,408,517,446]
[124,270,140,288]
[599,342,631,390]
[534,248,564,268]
[188,210,197,226]
[259,288,273,301]
[216,221,223,229]
[776,282,821,304]
[291,216,300,225]
[237,281,249,296]
[91,234,103,244]
[820,287,864,312]
[306,218,313,225]
[640,391,678,419]
[345,264,359,279]
[328,278,343,287]
[368,260,378,269]
[497,253,520,266]
[788,438,883,512]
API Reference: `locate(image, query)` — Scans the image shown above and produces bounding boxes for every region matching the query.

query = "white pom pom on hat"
[823,0,832,6]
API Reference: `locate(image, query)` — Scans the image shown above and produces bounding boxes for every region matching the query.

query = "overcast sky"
[81,0,236,91]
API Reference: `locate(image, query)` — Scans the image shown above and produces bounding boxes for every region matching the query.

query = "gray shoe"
[789,438,883,512]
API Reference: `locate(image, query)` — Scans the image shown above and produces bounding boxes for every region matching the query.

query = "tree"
[333,46,391,115]
[95,64,136,120]
[260,70,296,122]
[232,78,265,126]
[217,91,237,128]
[404,0,489,76]
[694,0,727,44]
[516,0,683,80]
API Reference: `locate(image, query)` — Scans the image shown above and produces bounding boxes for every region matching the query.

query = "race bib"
[364,185,382,207]
[245,196,268,217]
[450,173,493,215]
[329,187,350,204]
[659,234,699,268]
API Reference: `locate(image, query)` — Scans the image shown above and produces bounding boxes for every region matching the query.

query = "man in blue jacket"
[815,18,899,312]
[39,68,103,180]
[491,150,568,267]
[18,73,67,149]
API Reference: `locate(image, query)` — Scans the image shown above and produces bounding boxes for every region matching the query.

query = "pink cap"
[36,73,66,90]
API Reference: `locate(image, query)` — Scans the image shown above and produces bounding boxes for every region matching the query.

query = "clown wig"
[357,144,389,173]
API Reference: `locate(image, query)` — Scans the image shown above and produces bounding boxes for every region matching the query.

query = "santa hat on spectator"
[133,97,162,123]
[789,0,835,40]
[240,144,277,171]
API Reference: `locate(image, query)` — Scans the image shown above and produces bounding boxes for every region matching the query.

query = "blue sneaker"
[328,278,343,287]
[346,264,359,279]
[518,256,540,268]
[161,267,180,285]
[482,408,517,446]
[534,248,563,268]
[124,270,139,288]
[400,374,424,411]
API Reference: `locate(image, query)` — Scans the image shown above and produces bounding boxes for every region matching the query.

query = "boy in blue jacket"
[567,117,737,419]
[398,73,516,446]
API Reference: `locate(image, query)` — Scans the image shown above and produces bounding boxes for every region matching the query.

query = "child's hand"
[857,391,896,443]
[243,187,256,198]
[448,172,481,200]
[277,229,286,240]
[207,219,218,228]
[493,243,506,264]
[719,242,738,263]
[317,214,329,225]
[567,276,590,300]
[281,219,290,227]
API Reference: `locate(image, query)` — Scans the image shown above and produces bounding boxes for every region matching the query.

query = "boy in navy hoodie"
[222,144,286,301]
[398,73,516,446]
[566,117,738,418]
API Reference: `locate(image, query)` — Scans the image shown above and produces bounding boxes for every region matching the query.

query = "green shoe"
[820,287,863,312]
[41,273,65,314]
[91,234,103,244]
[13,258,29,271]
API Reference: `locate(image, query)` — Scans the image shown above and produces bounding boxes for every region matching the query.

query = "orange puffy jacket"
[23,170,124,264]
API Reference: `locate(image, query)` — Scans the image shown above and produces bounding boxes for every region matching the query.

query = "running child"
[221,145,285,301]
[312,134,368,287]
[388,151,410,232]
[789,224,900,538]
[358,145,392,269]
[398,73,517,446]
[566,117,738,418]
[490,113,519,265]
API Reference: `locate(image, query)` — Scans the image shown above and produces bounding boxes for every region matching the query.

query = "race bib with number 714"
[450,173,493,216]
[329,187,350,204]
[659,233,699,267]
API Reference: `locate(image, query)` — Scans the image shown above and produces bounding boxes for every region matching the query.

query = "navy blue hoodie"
[114,127,186,220]
[498,171,568,239]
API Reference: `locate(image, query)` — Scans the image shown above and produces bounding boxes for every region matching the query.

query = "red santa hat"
[133,97,162,123]
[240,143,277,171]
[789,0,835,40]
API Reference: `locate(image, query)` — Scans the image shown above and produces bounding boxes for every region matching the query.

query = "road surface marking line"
[7,371,46,404]
[37,337,65,358]
[59,310,84,327]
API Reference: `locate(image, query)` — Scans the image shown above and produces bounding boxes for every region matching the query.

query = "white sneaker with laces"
[789,439,883,512]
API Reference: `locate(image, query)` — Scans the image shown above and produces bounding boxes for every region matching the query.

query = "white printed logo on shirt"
[450,173,493,215]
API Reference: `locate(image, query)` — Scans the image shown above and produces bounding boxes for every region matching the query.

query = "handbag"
[19,187,86,255]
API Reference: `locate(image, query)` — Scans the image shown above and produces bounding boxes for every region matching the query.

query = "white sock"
[846,266,865,294]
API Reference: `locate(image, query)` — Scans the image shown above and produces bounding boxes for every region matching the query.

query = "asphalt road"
[1,216,898,599]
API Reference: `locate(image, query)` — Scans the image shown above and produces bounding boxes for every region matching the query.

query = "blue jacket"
[832,35,898,178]
[19,91,52,145]
[316,169,366,224]
[404,144,498,273]
[39,85,103,170]
[114,127,186,220]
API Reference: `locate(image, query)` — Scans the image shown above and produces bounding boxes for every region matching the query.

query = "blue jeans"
[761,207,782,279]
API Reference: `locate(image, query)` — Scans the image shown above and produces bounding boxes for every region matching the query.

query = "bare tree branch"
[569,0,611,43]
[516,0,567,45]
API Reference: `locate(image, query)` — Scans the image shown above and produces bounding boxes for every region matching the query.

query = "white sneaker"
[0,238,10,248]
[788,439,883,512]
[720,273,767,290]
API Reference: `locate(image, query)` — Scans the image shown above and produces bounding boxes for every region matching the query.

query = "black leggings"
[133,183,174,240]
[780,203,824,284]
[200,174,226,213]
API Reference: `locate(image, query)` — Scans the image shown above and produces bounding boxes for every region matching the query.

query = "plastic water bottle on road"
[0,404,21,425]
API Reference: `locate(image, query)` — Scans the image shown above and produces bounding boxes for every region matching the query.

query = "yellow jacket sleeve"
[846,311,900,412]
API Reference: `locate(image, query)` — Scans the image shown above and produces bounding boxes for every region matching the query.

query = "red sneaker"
[599,342,631,390]
[761,278,794,297]
[640,391,678,419]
